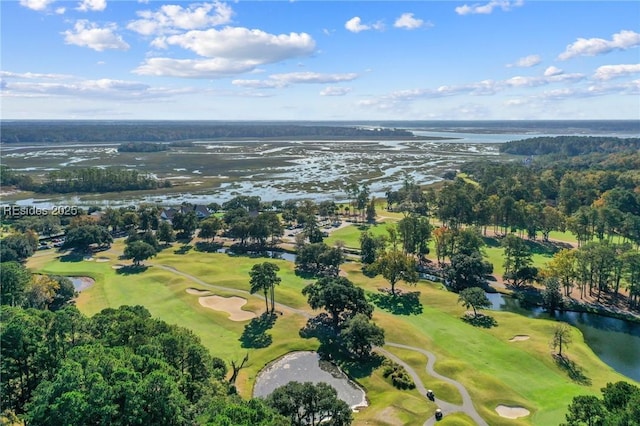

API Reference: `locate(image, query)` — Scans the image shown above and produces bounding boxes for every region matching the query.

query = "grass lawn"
[325,221,394,250]
[28,241,638,426]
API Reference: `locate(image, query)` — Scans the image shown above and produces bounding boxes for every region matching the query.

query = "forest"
[0,122,417,143]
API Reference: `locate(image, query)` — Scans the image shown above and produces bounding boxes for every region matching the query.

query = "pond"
[67,276,95,292]
[485,292,640,382]
[253,351,367,410]
[216,247,297,262]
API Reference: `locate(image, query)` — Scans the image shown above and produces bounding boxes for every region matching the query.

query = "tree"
[0,261,31,306]
[551,323,572,357]
[359,231,386,265]
[457,287,491,318]
[563,395,606,426]
[63,225,113,252]
[249,262,281,314]
[302,277,373,329]
[172,210,198,239]
[446,252,488,292]
[295,243,344,277]
[373,231,418,296]
[341,313,385,359]
[546,249,577,297]
[501,234,537,288]
[157,221,176,246]
[198,217,222,242]
[365,197,377,223]
[265,381,352,426]
[542,277,564,313]
[1,232,38,261]
[562,381,640,426]
[123,241,156,266]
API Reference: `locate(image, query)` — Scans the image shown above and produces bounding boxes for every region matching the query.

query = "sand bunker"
[111,264,125,269]
[95,257,110,263]
[509,335,530,342]
[199,295,256,321]
[186,288,211,296]
[495,405,530,419]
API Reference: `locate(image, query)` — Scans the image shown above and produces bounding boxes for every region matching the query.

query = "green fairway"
[324,221,394,250]
[28,241,639,425]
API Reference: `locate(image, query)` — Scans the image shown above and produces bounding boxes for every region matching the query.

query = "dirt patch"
[495,405,530,419]
[199,295,256,321]
[509,335,530,342]
[186,288,211,296]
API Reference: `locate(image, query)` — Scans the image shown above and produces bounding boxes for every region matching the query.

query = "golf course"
[26,222,638,426]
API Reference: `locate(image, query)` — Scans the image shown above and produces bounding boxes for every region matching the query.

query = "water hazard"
[253,351,367,409]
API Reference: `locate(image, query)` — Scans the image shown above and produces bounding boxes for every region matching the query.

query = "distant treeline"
[117,142,169,152]
[500,136,640,156]
[0,122,416,143]
[1,165,169,193]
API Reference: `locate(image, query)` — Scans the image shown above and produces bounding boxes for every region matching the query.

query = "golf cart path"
[154,262,488,426]
[377,343,488,426]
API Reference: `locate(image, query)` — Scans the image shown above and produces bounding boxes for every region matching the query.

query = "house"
[159,204,211,223]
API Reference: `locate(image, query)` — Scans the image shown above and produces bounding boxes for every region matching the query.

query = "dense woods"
[0,122,417,143]
[500,136,640,156]
[1,165,170,194]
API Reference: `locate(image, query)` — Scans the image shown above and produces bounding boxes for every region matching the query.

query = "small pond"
[216,247,297,262]
[485,292,640,382]
[253,351,367,409]
[67,276,95,292]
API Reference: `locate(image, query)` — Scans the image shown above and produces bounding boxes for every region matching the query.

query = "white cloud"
[394,13,426,30]
[55,6,65,14]
[0,71,71,79]
[1,75,187,100]
[455,0,524,15]
[358,67,587,111]
[127,1,233,36]
[135,25,315,78]
[504,99,527,106]
[594,64,640,80]
[345,17,384,33]
[320,86,352,96]
[232,72,358,88]
[558,30,640,60]
[63,20,129,51]
[133,57,259,78]
[345,17,369,33]
[164,27,315,61]
[507,54,541,68]
[544,66,563,77]
[19,0,56,11]
[76,0,106,12]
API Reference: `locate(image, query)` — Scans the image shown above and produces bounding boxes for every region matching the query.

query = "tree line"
[0,165,171,194]
[0,121,417,143]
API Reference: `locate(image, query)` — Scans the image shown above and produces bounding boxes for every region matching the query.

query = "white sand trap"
[495,405,530,419]
[199,295,256,321]
[95,257,110,263]
[111,264,125,269]
[186,288,211,296]
[509,335,530,342]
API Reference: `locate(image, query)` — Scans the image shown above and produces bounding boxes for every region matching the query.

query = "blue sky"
[1,0,639,120]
